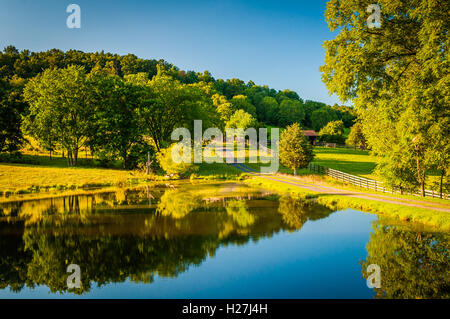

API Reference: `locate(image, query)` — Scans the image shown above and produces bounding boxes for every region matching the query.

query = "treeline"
[22,65,219,169]
[0,46,356,164]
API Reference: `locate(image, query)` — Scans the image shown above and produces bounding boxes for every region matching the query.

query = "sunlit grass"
[312,147,377,179]
[245,176,450,232]
[0,163,143,194]
[312,147,442,189]
[317,195,450,232]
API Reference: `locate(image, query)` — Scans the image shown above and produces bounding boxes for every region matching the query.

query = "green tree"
[320,0,449,196]
[303,100,326,128]
[137,67,216,151]
[0,76,25,152]
[279,123,314,175]
[346,122,367,149]
[230,95,256,117]
[212,93,233,126]
[214,78,245,99]
[318,120,346,144]
[243,85,265,122]
[426,118,449,198]
[276,89,300,103]
[277,99,305,127]
[310,107,337,131]
[319,120,344,136]
[23,65,94,166]
[89,74,146,169]
[259,96,279,125]
[374,152,419,194]
[226,109,257,130]
[156,143,197,177]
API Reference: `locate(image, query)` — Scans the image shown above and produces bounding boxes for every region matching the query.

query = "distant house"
[303,130,318,145]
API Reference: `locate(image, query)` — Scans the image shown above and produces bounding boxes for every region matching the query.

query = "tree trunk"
[421,180,425,197]
[68,150,73,166]
[416,154,425,197]
[146,152,151,175]
[439,169,444,199]
[73,148,78,166]
[294,167,297,176]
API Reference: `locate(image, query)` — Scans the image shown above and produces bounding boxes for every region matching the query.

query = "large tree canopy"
[0,45,359,170]
[89,73,147,169]
[320,0,449,196]
[136,67,217,151]
[23,65,95,166]
[0,77,25,152]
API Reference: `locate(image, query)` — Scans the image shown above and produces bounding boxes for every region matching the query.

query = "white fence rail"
[308,163,448,200]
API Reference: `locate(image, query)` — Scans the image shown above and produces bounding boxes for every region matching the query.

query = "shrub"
[156,143,198,177]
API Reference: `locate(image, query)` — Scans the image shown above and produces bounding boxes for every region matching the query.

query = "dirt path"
[232,163,450,213]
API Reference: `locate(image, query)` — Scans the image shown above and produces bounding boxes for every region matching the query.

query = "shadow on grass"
[312,159,376,176]
[313,147,371,156]
[0,154,124,170]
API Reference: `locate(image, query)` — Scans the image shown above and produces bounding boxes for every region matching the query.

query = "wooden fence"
[308,163,448,200]
[315,142,361,149]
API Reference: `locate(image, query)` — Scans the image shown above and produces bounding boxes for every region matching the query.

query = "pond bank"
[245,176,450,232]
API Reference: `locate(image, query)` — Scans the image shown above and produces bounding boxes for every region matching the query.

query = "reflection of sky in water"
[0,209,377,299]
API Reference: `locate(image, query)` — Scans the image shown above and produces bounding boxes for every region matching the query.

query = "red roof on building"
[303,130,318,136]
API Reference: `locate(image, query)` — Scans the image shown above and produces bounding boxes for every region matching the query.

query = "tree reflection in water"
[0,184,448,298]
[0,185,334,295]
[361,223,449,299]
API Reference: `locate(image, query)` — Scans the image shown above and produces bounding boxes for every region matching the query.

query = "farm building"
[303,130,318,145]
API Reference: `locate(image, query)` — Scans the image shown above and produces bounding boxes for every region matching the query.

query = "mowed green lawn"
[311,147,442,191]
[196,144,377,178]
[0,162,138,193]
[312,147,377,179]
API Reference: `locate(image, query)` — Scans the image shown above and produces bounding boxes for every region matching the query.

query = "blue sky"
[0,0,341,105]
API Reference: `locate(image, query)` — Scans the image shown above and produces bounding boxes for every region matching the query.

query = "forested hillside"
[0,45,355,161]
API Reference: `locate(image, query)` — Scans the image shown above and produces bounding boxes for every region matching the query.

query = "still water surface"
[0,182,448,298]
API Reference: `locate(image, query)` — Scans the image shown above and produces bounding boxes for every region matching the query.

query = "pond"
[0,182,448,299]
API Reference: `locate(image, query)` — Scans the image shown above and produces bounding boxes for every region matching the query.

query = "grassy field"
[0,162,144,194]
[312,147,377,178]
[311,147,442,189]
[1,150,448,232]
[0,143,444,199]
[240,145,377,177]
[195,162,241,179]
